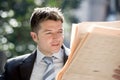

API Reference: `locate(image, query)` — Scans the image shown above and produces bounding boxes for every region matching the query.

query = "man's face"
[31,20,64,56]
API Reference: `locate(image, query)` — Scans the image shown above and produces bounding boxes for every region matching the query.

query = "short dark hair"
[30,7,64,33]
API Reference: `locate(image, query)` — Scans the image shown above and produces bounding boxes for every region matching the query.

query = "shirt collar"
[52,48,63,60]
[36,47,45,65]
[36,47,63,64]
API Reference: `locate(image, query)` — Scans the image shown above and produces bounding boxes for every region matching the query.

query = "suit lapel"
[61,45,70,65]
[19,50,37,80]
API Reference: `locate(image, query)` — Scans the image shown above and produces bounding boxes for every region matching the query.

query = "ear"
[30,32,38,43]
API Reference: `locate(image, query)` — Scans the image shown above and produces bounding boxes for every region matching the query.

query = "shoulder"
[9,53,31,62]
[5,50,37,68]
[3,50,37,79]
[2,53,32,79]
[6,53,31,68]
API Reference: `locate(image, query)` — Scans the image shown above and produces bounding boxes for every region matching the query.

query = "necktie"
[43,57,55,80]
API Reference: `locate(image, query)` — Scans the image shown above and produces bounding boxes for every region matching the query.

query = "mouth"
[51,43,59,46]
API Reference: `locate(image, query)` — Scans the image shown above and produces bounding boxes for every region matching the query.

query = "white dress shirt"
[30,47,64,80]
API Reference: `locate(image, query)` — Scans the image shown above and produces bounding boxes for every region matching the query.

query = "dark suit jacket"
[0,45,69,80]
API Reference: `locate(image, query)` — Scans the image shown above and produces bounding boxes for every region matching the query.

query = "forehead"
[40,20,63,30]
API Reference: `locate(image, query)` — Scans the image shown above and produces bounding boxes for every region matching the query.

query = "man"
[1,7,120,80]
[0,7,69,80]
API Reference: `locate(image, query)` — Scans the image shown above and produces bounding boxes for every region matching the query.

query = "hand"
[113,66,120,80]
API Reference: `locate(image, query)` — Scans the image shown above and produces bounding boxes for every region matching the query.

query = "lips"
[52,43,59,46]
[51,42,60,46]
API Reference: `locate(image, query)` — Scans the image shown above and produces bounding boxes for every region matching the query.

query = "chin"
[51,45,61,52]
[52,48,60,53]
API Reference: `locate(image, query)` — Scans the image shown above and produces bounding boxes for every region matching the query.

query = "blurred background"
[0,0,120,58]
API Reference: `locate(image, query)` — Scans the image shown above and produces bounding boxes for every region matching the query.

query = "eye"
[58,30,63,33]
[46,32,52,34]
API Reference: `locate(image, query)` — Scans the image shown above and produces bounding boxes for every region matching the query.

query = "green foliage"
[61,0,82,9]
[0,0,36,58]
[0,0,81,58]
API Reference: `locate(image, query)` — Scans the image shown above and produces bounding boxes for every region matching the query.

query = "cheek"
[60,35,64,41]
[39,36,52,44]
[58,35,64,42]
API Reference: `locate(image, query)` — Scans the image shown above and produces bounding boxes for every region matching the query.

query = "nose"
[53,33,58,39]
[53,33,61,39]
